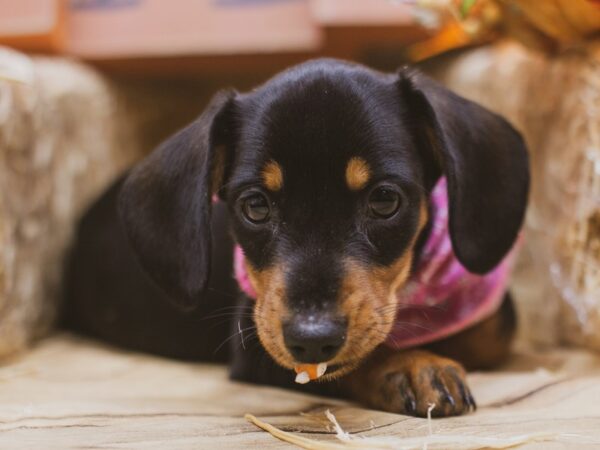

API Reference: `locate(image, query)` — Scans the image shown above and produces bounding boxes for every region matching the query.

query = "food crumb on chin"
[294,363,327,384]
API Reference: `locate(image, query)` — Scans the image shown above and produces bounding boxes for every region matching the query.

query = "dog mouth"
[292,361,354,383]
[319,362,358,381]
[279,319,389,383]
[320,363,344,377]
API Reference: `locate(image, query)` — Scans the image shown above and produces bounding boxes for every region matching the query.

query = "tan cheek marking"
[245,260,294,368]
[333,199,429,370]
[345,157,371,191]
[335,252,414,370]
[262,161,283,191]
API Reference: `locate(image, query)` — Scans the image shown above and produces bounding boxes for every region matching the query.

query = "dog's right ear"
[118,90,236,311]
[398,69,529,275]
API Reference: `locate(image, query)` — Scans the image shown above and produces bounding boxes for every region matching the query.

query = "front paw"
[349,350,476,417]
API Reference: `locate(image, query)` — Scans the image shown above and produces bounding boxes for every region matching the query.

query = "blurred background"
[1,0,600,362]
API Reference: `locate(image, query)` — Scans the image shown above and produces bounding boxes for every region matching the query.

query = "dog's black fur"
[63,59,529,416]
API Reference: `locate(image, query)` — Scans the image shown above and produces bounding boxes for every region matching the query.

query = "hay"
[0,45,241,359]
[0,47,144,359]
[425,40,600,351]
[245,409,563,449]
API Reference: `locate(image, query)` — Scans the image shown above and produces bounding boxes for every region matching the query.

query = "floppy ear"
[118,89,236,310]
[398,69,529,274]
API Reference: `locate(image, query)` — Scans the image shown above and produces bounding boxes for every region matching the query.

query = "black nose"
[283,315,346,363]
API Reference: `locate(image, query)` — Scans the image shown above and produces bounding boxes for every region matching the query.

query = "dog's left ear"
[118,89,236,311]
[398,69,529,274]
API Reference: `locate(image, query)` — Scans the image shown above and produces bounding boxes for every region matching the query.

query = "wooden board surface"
[1,334,600,449]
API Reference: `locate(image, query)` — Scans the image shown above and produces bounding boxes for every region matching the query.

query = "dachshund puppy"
[64,59,529,417]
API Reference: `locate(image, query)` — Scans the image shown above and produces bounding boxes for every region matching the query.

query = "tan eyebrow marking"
[345,157,371,191]
[262,160,283,191]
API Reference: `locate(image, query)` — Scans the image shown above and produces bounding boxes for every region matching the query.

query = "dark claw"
[467,391,477,411]
[432,373,455,408]
[448,368,475,413]
[394,372,417,415]
[375,362,475,417]
[404,389,417,415]
[444,392,456,408]
[451,371,470,408]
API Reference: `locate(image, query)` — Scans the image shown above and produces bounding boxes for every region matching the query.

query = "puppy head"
[119,59,529,378]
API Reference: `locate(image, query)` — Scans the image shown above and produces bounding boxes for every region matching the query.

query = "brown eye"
[369,186,401,218]
[242,193,271,223]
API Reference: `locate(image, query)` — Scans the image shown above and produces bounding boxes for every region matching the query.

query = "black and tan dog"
[64,59,529,418]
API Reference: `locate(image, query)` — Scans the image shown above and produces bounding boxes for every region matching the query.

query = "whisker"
[238,320,246,350]
[206,287,241,299]
[374,302,449,313]
[205,304,254,314]
[201,311,255,321]
[239,333,260,351]
[392,321,435,331]
[213,325,257,354]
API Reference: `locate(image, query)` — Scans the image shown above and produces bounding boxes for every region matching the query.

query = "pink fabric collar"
[233,177,518,349]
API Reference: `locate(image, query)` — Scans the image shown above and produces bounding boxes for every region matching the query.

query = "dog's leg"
[340,293,515,417]
[341,347,474,417]
[425,292,517,370]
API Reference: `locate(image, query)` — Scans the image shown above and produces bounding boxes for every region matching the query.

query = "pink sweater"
[233,177,518,350]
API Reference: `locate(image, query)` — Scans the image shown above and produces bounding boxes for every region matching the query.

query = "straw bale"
[0,47,142,358]
[0,46,260,360]
[426,40,600,350]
